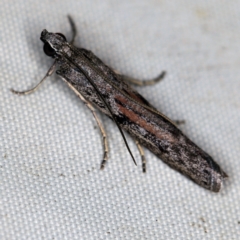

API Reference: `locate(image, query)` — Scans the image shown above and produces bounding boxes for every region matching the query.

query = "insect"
[11,16,227,192]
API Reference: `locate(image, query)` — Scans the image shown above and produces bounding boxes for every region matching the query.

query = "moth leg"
[11,61,57,95]
[91,107,109,170]
[64,81,109,169]
[119,71,166,86]
[67,15,77,44]
[135,140,146,173]
[174,120,185,125]
[79,95,108,169]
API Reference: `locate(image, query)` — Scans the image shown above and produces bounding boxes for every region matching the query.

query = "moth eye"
[43,42,56,57]
[55,33,67,41]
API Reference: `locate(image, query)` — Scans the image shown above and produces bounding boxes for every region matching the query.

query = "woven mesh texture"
[0,1,239,239]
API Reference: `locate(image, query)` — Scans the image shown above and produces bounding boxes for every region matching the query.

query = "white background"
[0,0,239,239]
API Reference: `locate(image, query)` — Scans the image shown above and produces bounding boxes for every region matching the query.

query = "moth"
[12,16,227,192]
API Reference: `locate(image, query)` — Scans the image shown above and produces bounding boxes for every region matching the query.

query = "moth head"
[40,29,67,57]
